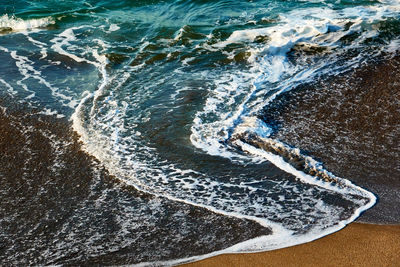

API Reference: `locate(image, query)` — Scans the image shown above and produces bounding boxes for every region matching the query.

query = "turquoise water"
[1,0,399,265]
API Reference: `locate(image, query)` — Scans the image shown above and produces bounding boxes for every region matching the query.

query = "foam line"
[66,1,399,265]
[0,78,17,96]
[50,26,99,66]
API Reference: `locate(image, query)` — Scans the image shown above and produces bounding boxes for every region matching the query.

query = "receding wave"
[69,1,392,261]
[1,0,399,265]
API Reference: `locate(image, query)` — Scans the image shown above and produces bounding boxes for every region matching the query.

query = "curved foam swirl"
[190,1,400,159]
[70,21,378,267]
[0,0,397,265]
[0,14,54,33]
[230,117,375,198]
[47,0,398,264]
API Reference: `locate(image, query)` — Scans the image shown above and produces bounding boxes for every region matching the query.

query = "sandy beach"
[182,54,400,267]
[1,1,400,265]
[182,223,400,267]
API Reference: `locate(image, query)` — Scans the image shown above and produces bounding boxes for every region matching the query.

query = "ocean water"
[0,0,399,265]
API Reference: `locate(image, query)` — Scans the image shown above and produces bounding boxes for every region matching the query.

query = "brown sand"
[182,223,400,267]
[261,54,400,224]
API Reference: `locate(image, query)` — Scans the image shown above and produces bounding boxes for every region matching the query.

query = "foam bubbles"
[2,0,399,264]
[67,3,400,261]
[0,14,54,33]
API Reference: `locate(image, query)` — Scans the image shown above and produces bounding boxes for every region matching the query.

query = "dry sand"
[181,223,400,267]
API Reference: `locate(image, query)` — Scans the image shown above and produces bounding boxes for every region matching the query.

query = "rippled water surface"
[1,0,399,265]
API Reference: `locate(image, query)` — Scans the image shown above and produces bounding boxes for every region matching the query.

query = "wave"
[0,14,54,33]
[1,0,399,264]
[69,2,394,263]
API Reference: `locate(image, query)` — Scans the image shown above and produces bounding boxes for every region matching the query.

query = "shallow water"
[0,0,399,265]
[262,54,400,224]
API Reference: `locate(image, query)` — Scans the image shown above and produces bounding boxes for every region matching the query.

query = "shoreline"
[181,222,400,267]
[1,56,399,264]
[262,53,400,224]
[1,98,398,266]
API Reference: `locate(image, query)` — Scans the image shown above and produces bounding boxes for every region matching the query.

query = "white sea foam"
[50,27,96,65]
[108,24,120,32]
[24,33,48,59]
[64,0,400,265]
[0,14,54,33]
[191,0,400,162]
[0,78,17,96]
[386,39,400,53]
[0,23,113,118]
[7,48,76,110]
[0,0,394,264]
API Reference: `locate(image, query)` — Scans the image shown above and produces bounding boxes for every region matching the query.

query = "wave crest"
[0,14,54,33]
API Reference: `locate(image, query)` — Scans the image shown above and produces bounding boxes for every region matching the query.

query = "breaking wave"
[0,14,54,33]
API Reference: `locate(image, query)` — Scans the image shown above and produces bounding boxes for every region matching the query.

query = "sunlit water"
[1,0,399,265]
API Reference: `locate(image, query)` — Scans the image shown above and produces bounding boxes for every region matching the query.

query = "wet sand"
[261,53,400,224]
[182,223,400,267]
[2,52,399,265]
[0,102,270,265]
[183,53,400,267]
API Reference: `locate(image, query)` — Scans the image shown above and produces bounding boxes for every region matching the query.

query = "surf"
[1,0,399,265]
